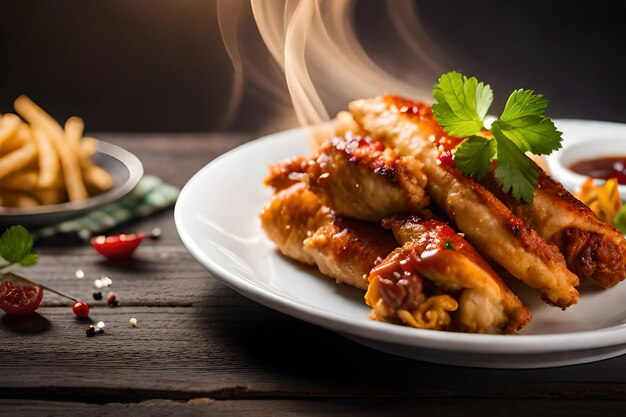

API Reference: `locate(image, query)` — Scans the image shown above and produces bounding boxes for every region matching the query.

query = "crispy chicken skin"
[484,169,626,288]
[307,135,429,221]
[365,217,531,334]
[259,182,397,290]
[350,95,580,308]
[260,182,330,265]
[303,217,398,290]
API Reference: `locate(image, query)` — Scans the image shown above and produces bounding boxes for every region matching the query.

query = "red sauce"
[568,156,626,184]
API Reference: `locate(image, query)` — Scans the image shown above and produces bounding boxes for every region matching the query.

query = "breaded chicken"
[366,217,531,334]
[350,95,579,308]
[259,182,397,290]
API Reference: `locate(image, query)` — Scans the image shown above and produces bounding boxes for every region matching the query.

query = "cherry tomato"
[0,281,44,315]
[72,301,90,318]
[91,232,145,259]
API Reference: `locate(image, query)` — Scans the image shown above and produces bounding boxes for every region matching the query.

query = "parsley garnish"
[432,71,563,203]
[0,226,38,270]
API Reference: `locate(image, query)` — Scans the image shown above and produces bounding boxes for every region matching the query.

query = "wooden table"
[2,133,626,416]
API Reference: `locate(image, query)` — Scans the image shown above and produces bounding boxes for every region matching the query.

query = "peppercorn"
[85,325,96,337]
[107,292,118,307]
[93,292,103,301]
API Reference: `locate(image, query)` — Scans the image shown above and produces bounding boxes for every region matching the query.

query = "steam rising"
[218,0,450,130]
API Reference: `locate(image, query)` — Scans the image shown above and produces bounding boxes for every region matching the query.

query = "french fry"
[0,113,22,148]
[15,96,88,202]
[31,188,65,206]
[0,190,39,208]
[0,169,39,190]
[33,126,60,188]
[1,123,32,155]
[79,137,98,165]
[83,163,114,193]
[0,142,37,179]
[64,116,84,148]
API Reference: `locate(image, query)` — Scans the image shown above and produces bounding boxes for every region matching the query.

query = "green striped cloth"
[32,175,179,241]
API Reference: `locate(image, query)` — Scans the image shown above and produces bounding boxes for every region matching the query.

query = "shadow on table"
[1,312,51,335]
[195,283,626,398]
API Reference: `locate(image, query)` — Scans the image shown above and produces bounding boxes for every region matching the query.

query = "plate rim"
[175,122,626,357]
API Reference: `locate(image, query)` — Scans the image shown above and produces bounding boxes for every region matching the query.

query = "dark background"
[1,0,625,133]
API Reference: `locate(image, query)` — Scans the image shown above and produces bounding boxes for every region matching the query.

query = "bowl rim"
[0,139,143,217]
[546,125,626,192]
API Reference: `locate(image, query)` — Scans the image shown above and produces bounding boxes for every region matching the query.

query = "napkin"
[32,175,179,241]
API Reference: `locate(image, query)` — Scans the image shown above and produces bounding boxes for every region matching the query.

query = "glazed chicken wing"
[259,182,397,290]
[350,95,579,308]
[483,170,626,288]
[307,135,429,221]
[366,216,531,334]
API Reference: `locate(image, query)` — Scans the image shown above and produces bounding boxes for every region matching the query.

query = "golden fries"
[0,142,37,179]
[15,96,89,202]
[0,96,114,209]
[33,126,60,188]
[0,114,22,147]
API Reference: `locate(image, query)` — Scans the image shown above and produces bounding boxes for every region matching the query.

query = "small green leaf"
[454,135,497,181]
[0,226,35,265]
[492,125,538,203]
[493,117,562,155]
[19,253,38,267]
[432,71,493,137]
[500,89,548,120]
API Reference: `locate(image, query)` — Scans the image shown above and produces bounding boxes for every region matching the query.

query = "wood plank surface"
[2,399,626,417]
[2,133,626,416]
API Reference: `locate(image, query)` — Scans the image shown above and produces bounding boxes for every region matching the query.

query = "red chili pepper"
[90,232,145,259]
[0,281,44,315]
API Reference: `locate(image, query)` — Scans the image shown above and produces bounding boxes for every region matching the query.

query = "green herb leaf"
[492,124,538,203]
[432,72,563,203]
[0,225,37,267]
[432,71,493,137]
[500,89,548,119]
[494,89,562,155]
[454,135,497,181]
[19,253,38,267]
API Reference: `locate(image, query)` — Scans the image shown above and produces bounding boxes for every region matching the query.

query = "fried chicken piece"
[259,182,397,290]
[350,95,579,308]
[264,155,312,192]
[303,217,398,290]
[365,217,531,334]
[307,135,429,221]
[260,182,330,264]
[484,170,626,288]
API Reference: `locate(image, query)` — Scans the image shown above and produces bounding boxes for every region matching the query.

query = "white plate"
[175,124,626,369]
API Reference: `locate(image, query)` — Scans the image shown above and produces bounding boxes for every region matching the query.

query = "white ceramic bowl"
[546,120,626,199]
